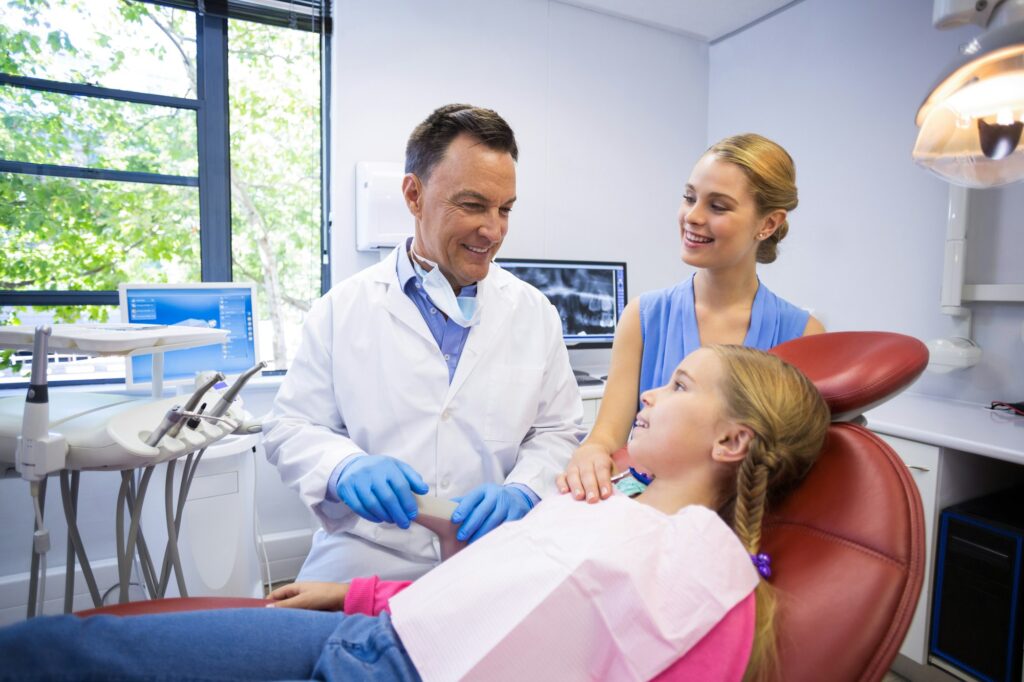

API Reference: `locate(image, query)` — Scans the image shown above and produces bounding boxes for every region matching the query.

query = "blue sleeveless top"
[638,274,809,395]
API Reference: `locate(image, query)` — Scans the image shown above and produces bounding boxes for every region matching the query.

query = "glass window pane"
[0,173,201,291]
[228,20,322,370]
[0,85,198,176]
[0,0,197,99]
[0,304,124,386]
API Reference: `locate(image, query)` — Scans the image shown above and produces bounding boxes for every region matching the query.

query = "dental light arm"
[15,326,68,482]
[208,361,266,418]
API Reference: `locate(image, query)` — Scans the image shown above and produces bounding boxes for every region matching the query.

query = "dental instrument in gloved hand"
[412,494,467,561]
[335,455,429,529]
[451,483,533,544]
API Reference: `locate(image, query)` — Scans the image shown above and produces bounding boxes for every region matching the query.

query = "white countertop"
[865,392,1024,464]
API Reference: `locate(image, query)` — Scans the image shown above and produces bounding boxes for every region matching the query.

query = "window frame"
[0,4,331,306]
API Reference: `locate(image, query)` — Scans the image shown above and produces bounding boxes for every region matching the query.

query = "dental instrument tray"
[0,393,246,471]
[0,323,229,356]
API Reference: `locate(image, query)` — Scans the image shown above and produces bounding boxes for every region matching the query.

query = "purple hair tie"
[751,552,772,579]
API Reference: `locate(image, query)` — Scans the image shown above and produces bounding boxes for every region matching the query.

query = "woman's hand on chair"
[267,581,350,611]
[557,445,615,503]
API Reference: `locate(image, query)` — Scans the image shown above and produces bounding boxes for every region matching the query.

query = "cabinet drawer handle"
[907,465,930,473]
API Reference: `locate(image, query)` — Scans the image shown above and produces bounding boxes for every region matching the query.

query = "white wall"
[330,0,707,300]
[708,0,1024,404]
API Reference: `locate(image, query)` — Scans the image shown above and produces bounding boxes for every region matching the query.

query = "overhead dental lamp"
[914,0,1024,187]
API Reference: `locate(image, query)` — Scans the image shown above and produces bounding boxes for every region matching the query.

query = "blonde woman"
[560,134,825,503]
[1,346,828,682]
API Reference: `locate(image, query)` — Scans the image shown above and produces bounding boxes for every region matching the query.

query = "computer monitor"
[119,283,260,389]
[496,259,627,349]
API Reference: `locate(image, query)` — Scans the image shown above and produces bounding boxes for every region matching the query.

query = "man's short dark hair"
[405,104,518,181]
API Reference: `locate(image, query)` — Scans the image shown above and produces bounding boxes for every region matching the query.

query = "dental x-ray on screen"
[497,259,627,348]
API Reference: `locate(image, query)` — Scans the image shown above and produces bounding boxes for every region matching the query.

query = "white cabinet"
[877,435,939,665]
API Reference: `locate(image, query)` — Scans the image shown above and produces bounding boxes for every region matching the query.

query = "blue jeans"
[0,608,420,681]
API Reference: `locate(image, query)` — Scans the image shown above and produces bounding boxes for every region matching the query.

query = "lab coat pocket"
[483,364,545,443]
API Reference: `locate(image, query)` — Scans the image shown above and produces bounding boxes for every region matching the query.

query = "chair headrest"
[768,332,929,422]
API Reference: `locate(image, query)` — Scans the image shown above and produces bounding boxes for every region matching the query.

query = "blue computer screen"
[496,259,627,348]
[122,286,257,385]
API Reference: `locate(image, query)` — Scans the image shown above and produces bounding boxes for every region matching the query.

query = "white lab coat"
[263,246,585,578]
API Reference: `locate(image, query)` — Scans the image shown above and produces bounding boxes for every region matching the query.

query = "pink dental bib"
[389,493,758,681]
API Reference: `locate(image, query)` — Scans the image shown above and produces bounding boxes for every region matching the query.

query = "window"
[0,0,330,383]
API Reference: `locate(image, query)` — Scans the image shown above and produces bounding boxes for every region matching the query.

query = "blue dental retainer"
[613,467,653,497]
[629,467,654,485]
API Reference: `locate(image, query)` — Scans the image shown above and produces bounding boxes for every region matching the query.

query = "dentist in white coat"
[264,104,585,582]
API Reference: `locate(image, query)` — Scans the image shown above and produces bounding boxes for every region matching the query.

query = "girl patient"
[0,346,829,682]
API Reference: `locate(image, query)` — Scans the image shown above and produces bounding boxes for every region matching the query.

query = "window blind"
[141,0,330,33]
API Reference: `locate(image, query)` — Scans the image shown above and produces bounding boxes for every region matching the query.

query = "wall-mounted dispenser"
[355,162,414,251]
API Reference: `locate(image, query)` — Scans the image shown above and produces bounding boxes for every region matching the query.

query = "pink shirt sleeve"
[343,576,412,616]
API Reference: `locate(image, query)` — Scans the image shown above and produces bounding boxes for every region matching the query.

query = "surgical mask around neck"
[410,246,481,327]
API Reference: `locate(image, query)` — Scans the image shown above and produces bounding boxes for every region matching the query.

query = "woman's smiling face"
[677,155,768,272]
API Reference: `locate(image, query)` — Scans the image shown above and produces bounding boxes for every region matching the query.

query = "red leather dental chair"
[76,596,270,617]
[763,331,928,682]
[78,332,929,682]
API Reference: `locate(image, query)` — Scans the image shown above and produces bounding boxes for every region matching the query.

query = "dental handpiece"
[166,371,225,438]
[22,326,52,442]
[208,361,266,418]
[145,405,185,447]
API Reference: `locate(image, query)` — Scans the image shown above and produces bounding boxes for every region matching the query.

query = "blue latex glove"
[336,455,429,529]
[451,483,534,543]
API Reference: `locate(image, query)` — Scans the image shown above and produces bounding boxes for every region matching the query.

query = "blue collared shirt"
[395,239,475,384]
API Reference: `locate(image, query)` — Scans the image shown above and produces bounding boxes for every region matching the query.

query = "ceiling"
[555,0,802,42]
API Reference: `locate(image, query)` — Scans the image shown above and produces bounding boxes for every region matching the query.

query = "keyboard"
[573,370,605,387]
